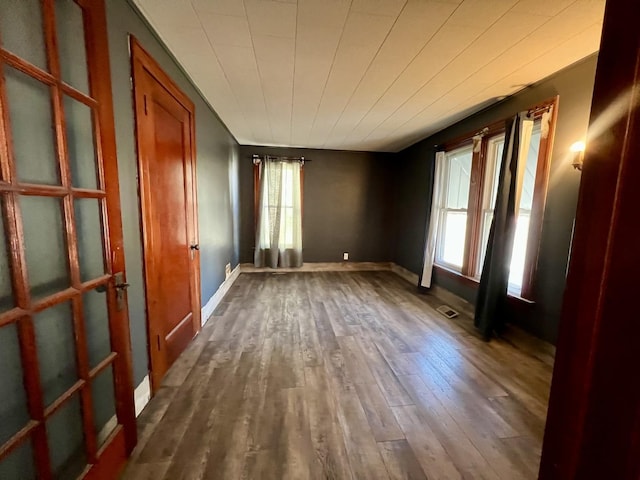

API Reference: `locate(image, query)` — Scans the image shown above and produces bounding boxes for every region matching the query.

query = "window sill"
[433,264,536,308]
[434,264,479,289]
[507,292,535,305]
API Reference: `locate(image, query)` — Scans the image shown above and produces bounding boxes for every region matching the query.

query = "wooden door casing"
[131,38,201,393]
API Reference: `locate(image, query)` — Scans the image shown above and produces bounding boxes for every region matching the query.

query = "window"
[435,145,473,271]
[258,161,299,248]
[434,99,557,299]
[252,156,304,268]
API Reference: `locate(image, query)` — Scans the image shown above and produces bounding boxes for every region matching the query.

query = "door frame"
[130,37,201,393]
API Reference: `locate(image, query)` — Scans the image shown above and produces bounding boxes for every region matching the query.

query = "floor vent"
[436,305,460,319]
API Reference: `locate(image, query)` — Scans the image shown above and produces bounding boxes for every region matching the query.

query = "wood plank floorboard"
[121,271,552,479]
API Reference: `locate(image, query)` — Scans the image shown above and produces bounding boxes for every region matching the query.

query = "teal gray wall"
[238,146,395,265]
[393,55,598,343]
[107,0,240,386]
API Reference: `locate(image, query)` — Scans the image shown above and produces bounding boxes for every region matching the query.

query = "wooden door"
[0,1,136,479]
[131,39,201,392]
[539,0,640,478]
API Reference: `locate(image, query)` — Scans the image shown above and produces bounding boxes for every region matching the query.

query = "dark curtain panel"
[474,113,528,340]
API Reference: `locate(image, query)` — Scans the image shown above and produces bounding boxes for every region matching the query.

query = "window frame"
[434,144,474,272]
[434,96,559,301]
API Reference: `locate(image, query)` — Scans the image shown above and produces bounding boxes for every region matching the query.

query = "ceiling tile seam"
[377,1,589,147]
[319,0,410,149]
[302,0,357,146]
[288,0,300,146]
[131,1,245,143]
[387,24,601,152]
[434,20,602,128]
[187,0,255,139]
[377,12,563,144]
[336,0,466,145]
[407,0,581,113]
[357,1,537,146]
[240,0,278,145]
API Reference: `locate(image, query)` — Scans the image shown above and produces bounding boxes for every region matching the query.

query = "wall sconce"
[570,141,586,171]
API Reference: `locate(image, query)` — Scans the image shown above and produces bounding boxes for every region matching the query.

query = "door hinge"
[157,335,161,351]
[144,95,148,115]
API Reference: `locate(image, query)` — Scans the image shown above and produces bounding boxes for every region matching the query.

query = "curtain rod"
[252,154,310,164]
[527,104,553,117]
[434,101,556,150]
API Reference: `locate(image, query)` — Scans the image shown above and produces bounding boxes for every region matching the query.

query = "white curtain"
[514,118,534,214]
[254,157,303,268]
[420,151,445,287]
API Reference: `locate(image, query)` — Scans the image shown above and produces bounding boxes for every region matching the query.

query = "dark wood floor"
[122,271,553,480]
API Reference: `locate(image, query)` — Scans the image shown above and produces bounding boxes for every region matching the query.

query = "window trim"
[434,264,536,309]
[434,96,559,300]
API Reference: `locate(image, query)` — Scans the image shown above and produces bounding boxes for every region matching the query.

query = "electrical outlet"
[343,252,349,261]
[225,263,231,280]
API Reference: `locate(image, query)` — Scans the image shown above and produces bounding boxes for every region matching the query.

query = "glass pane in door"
[4,67,59,185]
[0,323,30,446]
[83,289,112,368]
[0,198,14,312]
[55,0,90,94]
[20,196,70,300]
[0,440,37,480]
[64,96,99,190]
[34,302,78,406]
[0,0,48,70]
[74,199,106,282]
[92,365,117,448]
[46,395,87,480]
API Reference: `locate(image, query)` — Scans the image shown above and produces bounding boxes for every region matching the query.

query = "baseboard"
[240,261,393,273]
[134,375,151,417]
[238,262,423,286]
[390,263,420,286]
[201,264,241,326]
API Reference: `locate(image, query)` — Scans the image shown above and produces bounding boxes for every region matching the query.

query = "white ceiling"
[133,0,605,152]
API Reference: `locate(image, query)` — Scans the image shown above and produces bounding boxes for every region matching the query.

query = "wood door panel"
[131,38,200,393]
[165,313,195,366]
[148,95,193,333]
